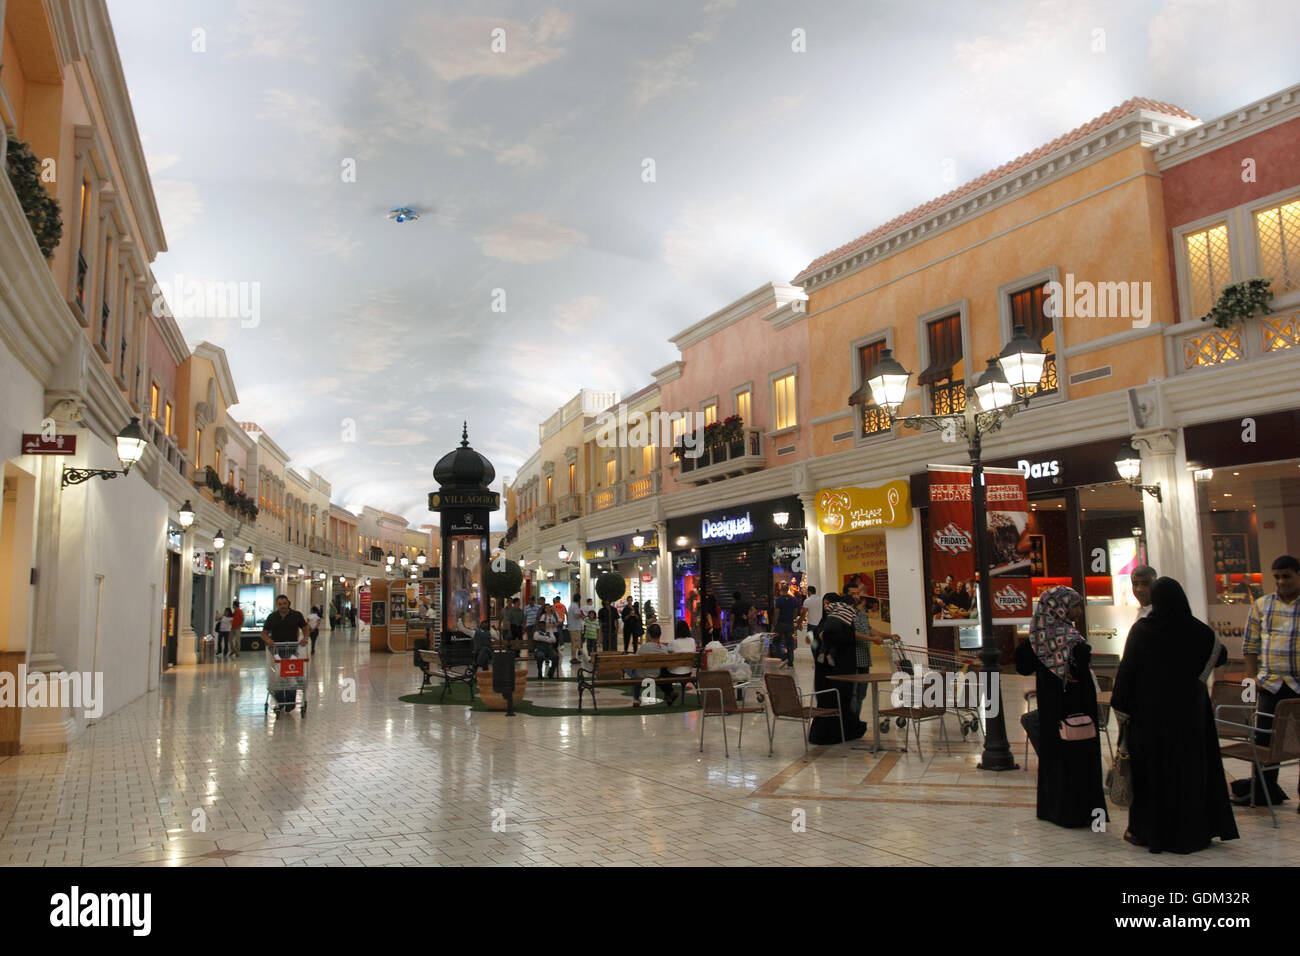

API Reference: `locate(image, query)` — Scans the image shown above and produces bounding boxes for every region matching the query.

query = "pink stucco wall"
[1160,116,1300,320]
[659,304,810,495]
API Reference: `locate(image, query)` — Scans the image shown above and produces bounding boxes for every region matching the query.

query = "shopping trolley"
[266,642,308,717]
[722,633,774,705]
[873,637,982,753]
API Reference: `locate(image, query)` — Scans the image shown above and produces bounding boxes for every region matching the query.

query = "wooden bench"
[576,651,698,711]
[415,635,477,702]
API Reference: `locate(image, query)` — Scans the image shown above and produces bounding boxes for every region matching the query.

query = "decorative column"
[578,543,592,605]
[1134,429,1194,607]
[797,492,824,594]
[655,520,671,623]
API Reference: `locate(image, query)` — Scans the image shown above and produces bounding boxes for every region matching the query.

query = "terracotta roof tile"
[794,97,1198,282]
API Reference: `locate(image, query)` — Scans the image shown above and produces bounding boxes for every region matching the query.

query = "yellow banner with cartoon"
[815,480,912,535]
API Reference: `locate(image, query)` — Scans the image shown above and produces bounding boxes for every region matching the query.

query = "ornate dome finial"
[433,423,496,489]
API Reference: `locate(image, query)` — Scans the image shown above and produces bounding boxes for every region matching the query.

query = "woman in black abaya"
[1111,577,1238,853]
[1015,586,1108,828]
[808,594,867,745]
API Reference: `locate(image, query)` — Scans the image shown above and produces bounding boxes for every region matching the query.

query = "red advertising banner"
[359,588,372,624]
[928,465,1032,625]
[983,469,1032,622]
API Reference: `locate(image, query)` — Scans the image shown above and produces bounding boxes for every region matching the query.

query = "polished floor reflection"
[0,630,1295,867]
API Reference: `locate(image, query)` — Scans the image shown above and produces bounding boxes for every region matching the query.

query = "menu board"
[370,600,387,627]
[1210,533,1248,576]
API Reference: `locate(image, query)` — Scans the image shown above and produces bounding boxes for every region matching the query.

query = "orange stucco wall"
[805,145,1176,457]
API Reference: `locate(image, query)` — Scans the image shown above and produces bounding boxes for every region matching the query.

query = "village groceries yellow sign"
[815,480,912,535]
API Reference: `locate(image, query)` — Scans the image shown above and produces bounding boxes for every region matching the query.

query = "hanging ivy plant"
[5,138,62,258]
[1201,278,1273,330]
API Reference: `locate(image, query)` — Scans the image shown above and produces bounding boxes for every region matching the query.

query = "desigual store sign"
[815,480,912,535]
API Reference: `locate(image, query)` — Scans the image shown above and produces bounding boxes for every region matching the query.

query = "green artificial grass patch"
[399,679,700,716]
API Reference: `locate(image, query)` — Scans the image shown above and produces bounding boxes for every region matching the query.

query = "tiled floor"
[1,630,1296,866]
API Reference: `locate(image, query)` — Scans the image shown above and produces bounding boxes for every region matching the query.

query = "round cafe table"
[827,672,899,752]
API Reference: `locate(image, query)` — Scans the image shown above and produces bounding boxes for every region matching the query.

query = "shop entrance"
[1195,458,1300,656]
[163,551,180,668]
[1021,481,1147,656]
[0,467,37,754]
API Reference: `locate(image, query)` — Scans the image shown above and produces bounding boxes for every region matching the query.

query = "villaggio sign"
[702,513,754,542]
[428,491,500,511]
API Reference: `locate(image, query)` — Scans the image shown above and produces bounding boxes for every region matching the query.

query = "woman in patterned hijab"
[1029,585,1085,686]
[1015,583,1105,828]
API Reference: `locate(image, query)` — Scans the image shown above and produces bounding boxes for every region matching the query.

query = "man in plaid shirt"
[1236,554,1300,808]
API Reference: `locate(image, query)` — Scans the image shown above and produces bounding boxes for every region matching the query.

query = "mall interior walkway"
[0,631,1295,867]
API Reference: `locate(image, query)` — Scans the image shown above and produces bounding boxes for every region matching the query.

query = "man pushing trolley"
[262,594,310,717]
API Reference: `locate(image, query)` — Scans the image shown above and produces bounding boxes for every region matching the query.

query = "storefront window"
[1198,459,1300,656]
[445,535,484,633]
[1017,482,1146,653]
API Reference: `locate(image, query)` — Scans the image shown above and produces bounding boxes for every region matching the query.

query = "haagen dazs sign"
[932,522,972,554]
[702,513,753,542]
[1017,458,1061,480]
[992,582,1030,614]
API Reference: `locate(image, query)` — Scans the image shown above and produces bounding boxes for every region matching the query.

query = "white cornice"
[192,341,240,407]
[82,0,167,259]
[1153,84,1300,170]
[797,108,1199,294]
[766,294,809,331]
[669,281,807,351]
[652,361,683,385]
[248,429,290,466]
[148,269,191,366]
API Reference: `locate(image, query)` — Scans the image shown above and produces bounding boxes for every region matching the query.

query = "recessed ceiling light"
[1223,493,1232,497]
[1233,472,1240,476]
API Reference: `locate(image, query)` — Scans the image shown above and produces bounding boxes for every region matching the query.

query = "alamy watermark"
[890,669,1000,717]
[1045,273,1152,329]
[151,273,261,328]
[592,406,709,458]
[50,886,150,936]
[0,666,103,718]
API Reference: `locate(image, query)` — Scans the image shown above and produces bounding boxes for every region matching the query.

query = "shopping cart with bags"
[873,636,982,752]
[266,642,308,717]
[715,633,773,705]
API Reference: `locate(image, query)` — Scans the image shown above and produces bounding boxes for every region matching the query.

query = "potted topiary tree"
[595,571,626,653]
[484,558,523,628]
[480,557,527,708]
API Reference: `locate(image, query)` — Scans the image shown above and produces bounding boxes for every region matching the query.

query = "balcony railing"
[928,379,966,415]
[861,404,891,438]
[536,503,557,529]
[624,472,660,502]
[1169,309,1300,373]
[588,487,615,512]
[556,493,583,521]
[677,428,765,485]
[145,417,187,478]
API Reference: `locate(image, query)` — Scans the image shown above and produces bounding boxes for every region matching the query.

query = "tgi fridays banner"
[928,465,1031,626]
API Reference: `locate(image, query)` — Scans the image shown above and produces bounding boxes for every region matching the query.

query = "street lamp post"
[857,326,1046,772]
